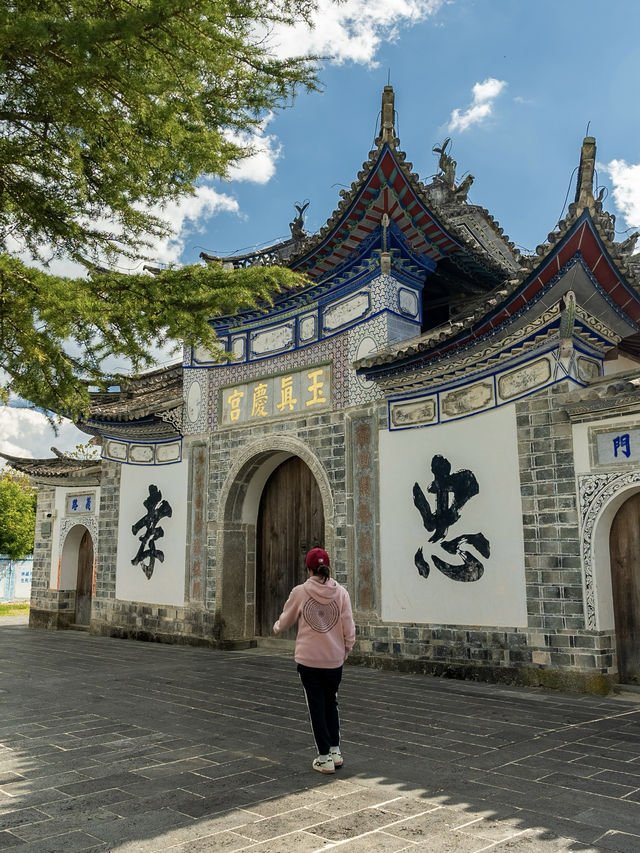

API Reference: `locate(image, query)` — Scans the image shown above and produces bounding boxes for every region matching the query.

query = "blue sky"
[4,0,640,459]
[177,0,640,266]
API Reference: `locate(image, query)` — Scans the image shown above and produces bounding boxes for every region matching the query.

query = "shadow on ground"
[0,621,639,852]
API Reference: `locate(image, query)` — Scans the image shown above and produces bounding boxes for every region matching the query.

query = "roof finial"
[380,84,395,145]
[574,133,596,210]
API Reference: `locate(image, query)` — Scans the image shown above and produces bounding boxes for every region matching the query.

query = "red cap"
[305,547,330,571]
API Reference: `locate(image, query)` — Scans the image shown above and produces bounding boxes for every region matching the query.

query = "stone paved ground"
[1,621,640,852]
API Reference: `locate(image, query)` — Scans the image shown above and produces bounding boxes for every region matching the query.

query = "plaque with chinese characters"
[66,493,96,515]
[593,426,640,467]
[220,365,331,426]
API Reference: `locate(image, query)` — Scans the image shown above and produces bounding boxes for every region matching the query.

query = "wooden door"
[75,530,94,626]
[256,457,324,638]
[610,493,640,683]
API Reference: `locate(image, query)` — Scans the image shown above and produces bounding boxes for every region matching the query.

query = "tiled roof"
[199,87,519,291]
[0,452,101,484]
[81,363,183,425]
[355,137,640,374]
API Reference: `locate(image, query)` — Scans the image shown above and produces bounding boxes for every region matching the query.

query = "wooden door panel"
[75,530,93,626]
[257,457,324,637]
[610,493,640,683]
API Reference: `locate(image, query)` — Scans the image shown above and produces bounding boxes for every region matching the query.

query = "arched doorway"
[256,456,324,637]
[610,492,640,683]
[60,525,95,626]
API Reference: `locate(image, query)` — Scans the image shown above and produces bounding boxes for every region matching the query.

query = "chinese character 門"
[613,433,631,458]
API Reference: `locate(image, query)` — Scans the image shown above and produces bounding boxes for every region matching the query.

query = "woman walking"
[273,547,355,774]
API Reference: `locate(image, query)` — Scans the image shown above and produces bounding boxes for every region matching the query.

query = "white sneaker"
[312,755,335,774]
[329,748,343,768]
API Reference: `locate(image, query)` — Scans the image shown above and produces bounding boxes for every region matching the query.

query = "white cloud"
[448,77,507,133]
[0,407,87,461]
[7,185,240,274]
[271,0,444,66]
[225,114,282,184]
[146,186,240,267]
[605,159,640,232]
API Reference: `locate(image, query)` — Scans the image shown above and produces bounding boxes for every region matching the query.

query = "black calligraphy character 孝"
[413,454,490,583]
[131,485,172,579]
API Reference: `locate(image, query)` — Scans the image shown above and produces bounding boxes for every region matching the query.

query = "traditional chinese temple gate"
[256,456,324,638]
[14,87,640,694]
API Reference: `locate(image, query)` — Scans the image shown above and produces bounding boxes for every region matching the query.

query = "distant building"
[0,556,33,603]
[5,87,640,692]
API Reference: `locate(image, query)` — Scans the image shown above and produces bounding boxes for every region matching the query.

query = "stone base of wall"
[353,619,619,694]
[89,599,256,650]
[29,607,75,631]
[90,622,256,650]
[348,651,616,695]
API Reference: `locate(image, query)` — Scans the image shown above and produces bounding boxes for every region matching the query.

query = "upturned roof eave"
[0,452,102,485]
[355,205,640,376]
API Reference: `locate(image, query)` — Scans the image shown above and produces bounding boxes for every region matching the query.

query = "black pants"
[297,664,343,756]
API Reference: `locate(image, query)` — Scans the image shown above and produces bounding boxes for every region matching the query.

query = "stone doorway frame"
[579,470,640,632]
[215,436,334,641]
[59,523,97,624]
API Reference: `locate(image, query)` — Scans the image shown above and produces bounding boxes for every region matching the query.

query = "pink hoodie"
[273,576,356,669]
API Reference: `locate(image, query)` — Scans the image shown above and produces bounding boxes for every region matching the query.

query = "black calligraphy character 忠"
[413,454,490,583]
[131,485,173,579]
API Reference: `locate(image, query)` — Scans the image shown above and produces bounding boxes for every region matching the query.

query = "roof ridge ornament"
[289,201,309,243]
[378,85,396,146]
[432,138,474,201]
[574,136,596,210]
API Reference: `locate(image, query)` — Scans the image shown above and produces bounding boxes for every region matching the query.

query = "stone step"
[68,623,90,632]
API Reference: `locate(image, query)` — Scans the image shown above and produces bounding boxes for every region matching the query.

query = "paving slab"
[1,621,640,851]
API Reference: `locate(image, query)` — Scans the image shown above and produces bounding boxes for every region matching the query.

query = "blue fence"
[0,556,33,603]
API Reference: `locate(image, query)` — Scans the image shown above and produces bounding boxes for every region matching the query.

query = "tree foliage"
[0,470,36,560]
[0,256,306,415]
[1,0,318,261]
[0,0,319,414]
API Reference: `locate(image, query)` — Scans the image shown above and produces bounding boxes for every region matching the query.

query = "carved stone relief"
[579,470,640,629]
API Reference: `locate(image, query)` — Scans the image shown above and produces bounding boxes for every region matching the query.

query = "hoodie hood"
[303,576,341,603]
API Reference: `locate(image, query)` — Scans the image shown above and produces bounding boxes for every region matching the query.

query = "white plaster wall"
[379,404,527,627]
[116,462,188,606]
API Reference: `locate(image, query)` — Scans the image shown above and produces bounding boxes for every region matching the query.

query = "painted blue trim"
[102,435,183,466]
[322,291,371,334]
[363,251,625,381]
[297,311,319,346]
[396,286,420,318]
[249,318,296,360]
[386,342,602,431]
[188,306,421,369]
[102,434,179,445]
